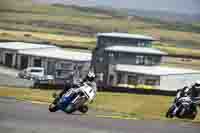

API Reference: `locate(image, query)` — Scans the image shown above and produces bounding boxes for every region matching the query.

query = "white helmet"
[194,80,200,87]
[86,71,96,82]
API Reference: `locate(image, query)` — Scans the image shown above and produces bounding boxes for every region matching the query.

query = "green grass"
[0,86,200,122]
[1,0,200,49]
[0,29,96,49]
[154,45,200,58]
[1,0,200,60]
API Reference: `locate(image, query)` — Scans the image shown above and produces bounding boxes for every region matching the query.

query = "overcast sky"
[35,0,200,14]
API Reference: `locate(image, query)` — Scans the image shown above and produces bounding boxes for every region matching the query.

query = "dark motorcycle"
[166,96,200,120]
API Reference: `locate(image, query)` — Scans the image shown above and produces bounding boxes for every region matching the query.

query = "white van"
[18,67,45,80]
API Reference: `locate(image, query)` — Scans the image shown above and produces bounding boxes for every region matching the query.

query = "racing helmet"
[86,71,96,82]
[194,80,200,88]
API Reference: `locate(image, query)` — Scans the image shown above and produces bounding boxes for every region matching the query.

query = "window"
[115,53,121,60]
[136,55,145,65]
[98,57,103,62]
[144,56,149,65]
[109,53,114,57]
[138,42,145,47]
[99,38,106,44]
[151,56,161,65]
[145,56,154,65]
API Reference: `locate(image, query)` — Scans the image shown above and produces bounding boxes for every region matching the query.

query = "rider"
[188,81,200,99]
[175,86,189,102]
[53,71,97,104]
[176,81,200,100]
[172,81,200,115]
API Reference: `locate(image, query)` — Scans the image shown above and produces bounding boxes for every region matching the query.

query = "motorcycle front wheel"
[166,105,175,118]
[49,104,58,112]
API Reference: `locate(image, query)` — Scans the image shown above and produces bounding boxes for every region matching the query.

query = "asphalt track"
[0,97,200,133]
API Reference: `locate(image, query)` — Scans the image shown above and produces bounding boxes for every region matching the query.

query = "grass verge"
[154,45,200,58]
[0,86,200,122]
[0,29,96,49]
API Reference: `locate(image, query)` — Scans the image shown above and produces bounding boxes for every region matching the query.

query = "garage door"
[34,58,42,67]
[20,55,28,69]
[47,61,55,75]
[5,53,13,67]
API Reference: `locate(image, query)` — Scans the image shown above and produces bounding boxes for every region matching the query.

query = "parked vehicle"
[49,82,96,114]
[18,67,53,80]
[166,96,200,120]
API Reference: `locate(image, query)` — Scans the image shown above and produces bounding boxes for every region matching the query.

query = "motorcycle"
[166,96,200,120]
[49,82,96,114]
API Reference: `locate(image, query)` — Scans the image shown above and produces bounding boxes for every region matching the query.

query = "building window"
[147,56,152,65]
[99,38,106,44]
[136,55,145,65]
[108,53,114,57]
[138,42,145,47]
[151,56,161,65]
[98,57,103,62]
[114,53,121,60]
[144,56,149,65]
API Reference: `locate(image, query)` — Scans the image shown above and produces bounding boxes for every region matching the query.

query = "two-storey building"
[92,33,200,91]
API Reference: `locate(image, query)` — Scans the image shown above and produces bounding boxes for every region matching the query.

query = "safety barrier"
[98,86,176,96]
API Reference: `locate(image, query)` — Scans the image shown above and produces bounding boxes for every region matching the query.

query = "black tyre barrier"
[98,86,176,96]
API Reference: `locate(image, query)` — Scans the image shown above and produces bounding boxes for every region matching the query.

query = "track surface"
[0,98,200,133]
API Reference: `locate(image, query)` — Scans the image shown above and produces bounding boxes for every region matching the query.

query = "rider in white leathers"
[53,71,97,104]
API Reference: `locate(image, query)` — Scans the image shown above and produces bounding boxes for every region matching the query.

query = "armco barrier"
[98,86,177,96]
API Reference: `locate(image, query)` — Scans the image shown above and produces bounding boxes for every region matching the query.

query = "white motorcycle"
[49,82,96,114]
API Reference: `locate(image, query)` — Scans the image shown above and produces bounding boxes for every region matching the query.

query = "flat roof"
[0,42,56,50]
[19,48,91,62]
[97,32,156,41]
[105,46,167,55]
[116,64,200,76]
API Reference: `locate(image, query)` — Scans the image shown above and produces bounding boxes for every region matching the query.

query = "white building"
[0,42,91,79]
[116,64,200,91]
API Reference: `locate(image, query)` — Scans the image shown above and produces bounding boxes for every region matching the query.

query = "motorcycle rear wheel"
[65,104,76,114]
[190,109,197,120]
